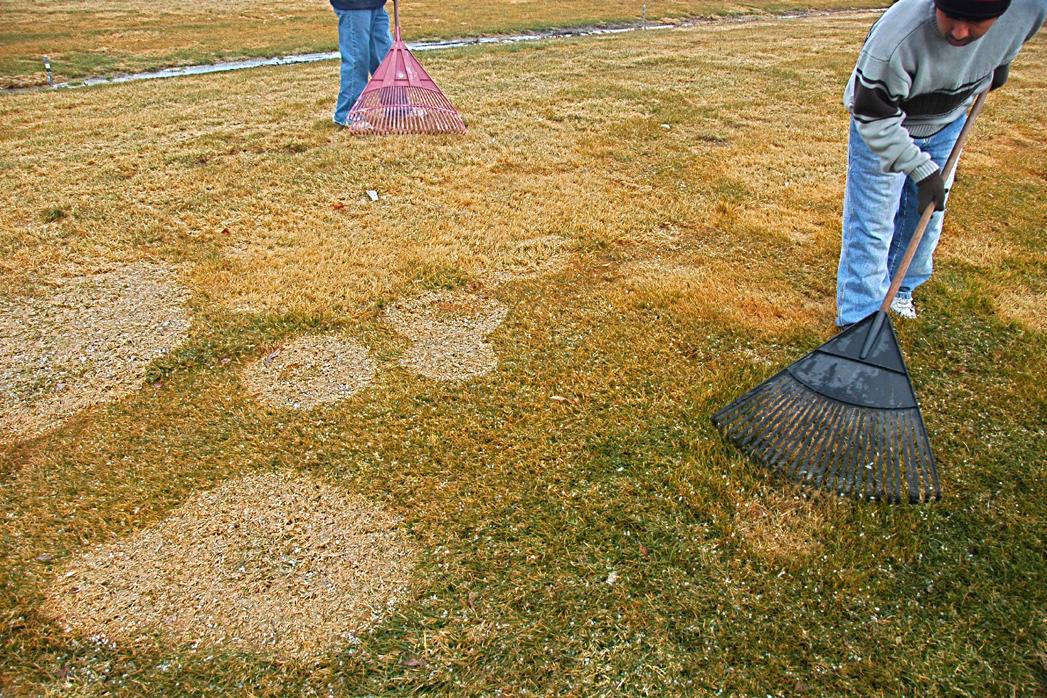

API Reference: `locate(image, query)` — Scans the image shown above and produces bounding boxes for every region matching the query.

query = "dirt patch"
[487,235,572,286]
[733,491,836,562]
[43,473,415,661]
[0,262,190,442]
[994,289,1046,332]
[242,335,376,409]
[383,290,508,382]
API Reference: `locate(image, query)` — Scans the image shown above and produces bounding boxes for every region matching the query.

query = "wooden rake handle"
[879,89,990,313]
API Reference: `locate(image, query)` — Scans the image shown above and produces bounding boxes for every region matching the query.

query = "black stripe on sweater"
[900,74,990,117]
[853,82,901,120]
[854,69,990,121]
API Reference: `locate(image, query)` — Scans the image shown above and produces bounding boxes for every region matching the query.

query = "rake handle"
[393,0,400,41]
[878,89,989,313]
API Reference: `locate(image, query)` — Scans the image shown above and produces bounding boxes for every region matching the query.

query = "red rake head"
[346,39,466,135]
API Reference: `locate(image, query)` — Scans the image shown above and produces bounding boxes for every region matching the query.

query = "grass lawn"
[1,11,1045,696]
[0,0,889,88]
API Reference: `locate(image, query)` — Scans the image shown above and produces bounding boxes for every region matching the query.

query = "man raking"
[836,0,1044,326]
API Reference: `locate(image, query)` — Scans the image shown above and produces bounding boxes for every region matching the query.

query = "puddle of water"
[6,10,877,93]
[35,22,676,91]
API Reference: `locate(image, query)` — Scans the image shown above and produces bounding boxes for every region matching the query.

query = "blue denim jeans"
[333,7,393,125]
[835,115,965,326]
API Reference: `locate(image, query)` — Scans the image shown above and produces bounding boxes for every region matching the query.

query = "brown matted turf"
[486,235,573,287]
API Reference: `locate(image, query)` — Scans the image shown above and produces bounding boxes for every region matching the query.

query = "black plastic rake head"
[711,91,990,505]
[712,312,940,503]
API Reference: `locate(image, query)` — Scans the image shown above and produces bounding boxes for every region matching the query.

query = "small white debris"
[605,570,618,585]
[366,190,379,202]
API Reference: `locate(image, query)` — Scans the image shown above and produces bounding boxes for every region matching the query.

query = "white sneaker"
[345,116,373,132]
[890,296,917,319]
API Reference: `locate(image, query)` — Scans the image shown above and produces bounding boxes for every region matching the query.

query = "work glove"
[991,63,1009,91]
[916,169,946,213]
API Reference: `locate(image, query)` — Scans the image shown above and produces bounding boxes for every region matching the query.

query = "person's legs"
[369,7,393,73]
[333,8,373,125]
[836,119,907,326]
[887,114,967,300]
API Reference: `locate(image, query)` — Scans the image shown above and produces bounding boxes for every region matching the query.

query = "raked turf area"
[1,10,1046,696]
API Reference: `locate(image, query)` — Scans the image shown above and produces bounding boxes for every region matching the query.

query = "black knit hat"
[933,0,1011,20]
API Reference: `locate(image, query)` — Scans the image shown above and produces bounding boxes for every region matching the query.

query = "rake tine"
[916,413,941,501]
[876,411,893,502]
[849,411,866,499]
[749,385,811,467]
[865,409,882,501]
[911,415,931,503]
[711,382,763,431]
[878,410,895,503]
[889,412,904,504]
[859,410,880,500]
[903,414,924,503]
[777,396,828,481]
[863,410,878,500]
[744,384,801,463]
[887,412,904,504]
[787,397,833,485]
[898,412,921,503]
[812,402,847,492]
[914,415,939,502]
[824,407,850,496]
[732,381,795,451]
[808,401,841,493]
[857,410,876,499]
[808,401,849,489]
[760,388,825,474]
[837,410,862,496]
[713,370,784,426]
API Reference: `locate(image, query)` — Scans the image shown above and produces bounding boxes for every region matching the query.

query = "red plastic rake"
[346,0,466,135]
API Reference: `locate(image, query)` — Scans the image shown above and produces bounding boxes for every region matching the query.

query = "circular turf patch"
[383,290,508,382]
[0,262,190,441]
[44,473,415,661]
[242,334,376,409]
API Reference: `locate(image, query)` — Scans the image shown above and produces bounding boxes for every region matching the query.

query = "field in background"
[0,0,887,87]
[1,11,1046,696]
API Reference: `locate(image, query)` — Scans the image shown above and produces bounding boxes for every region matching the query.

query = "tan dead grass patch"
[241,334,376,409]
[486,235,573,286]
[733,490,837,561]
[993,289,1046,332]
[383,290,508,381]
[618,259,829,335]
[0,261,190,442]
[43,472,415,661]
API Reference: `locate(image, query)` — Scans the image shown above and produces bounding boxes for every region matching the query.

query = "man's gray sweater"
[843,0,1045,181]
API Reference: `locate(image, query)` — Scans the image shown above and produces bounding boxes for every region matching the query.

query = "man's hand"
[916,169,946,213]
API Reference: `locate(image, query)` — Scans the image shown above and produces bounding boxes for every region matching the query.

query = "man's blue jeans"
[835,115,966,326]
[333,7,393,125]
